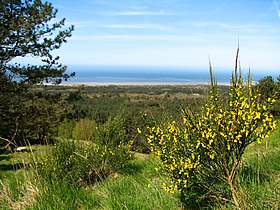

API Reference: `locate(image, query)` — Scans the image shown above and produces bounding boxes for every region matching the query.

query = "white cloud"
[65,21,94,28]
[273,0,280,19]
[71,35,182,41]
[101,24,172,31]
[192,21,280,34]
[107,10,179,16]
[70,34,233,42]
[198,0,231,24]
[194,22,247,30]
[70,33,280,44]
[56,5,80,13]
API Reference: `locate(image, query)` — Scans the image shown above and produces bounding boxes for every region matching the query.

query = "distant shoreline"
[60,81,231,86]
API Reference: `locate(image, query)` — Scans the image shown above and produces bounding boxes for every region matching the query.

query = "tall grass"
[0,146,182,209]
[89,155,182,209]
[218,123,280,209]
[239,123,280,209]
[0,145,41,210]
[0,123,279,209]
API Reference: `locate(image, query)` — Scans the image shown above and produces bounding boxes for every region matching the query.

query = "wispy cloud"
[56,5,80,13]
[66,21,94,28]
[88,0,128,10]
[89,0,181,16]
[107,10,180,16]
[194,22,254,31]
[192,20,280,35]
[194,22,245,29]
[273,0,280,19]
[101,24,172,31]
[198,0,231,24]
[71,35,180,41]
[70,34,236,42]
[70,34,280,47]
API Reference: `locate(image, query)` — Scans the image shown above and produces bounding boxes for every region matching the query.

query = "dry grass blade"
[0,180,40,210]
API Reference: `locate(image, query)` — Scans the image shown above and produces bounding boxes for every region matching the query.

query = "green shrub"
[146,55,277,208]
[93,116,134,173]
[256,75,280,116]
[72,118,96,141]
[58,119,75,140]
[37,117,133,186]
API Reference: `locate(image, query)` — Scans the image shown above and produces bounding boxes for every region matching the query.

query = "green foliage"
[90,155,183,210]
[0,147,183,209]
[38,117,133,186]
[32,181,99,210]
[0,0,74,147]
[237,153,280,209]
[0,178,39,209]
[21,94,66,144]
[256,75,280,116]
[1,126,279,209]
[123,111,151,153]
[146,55,277,208]
[52,84,207,153]
[57,119,75,140]
[0,92,66,146]
[72,118,96,141]
[257,76,277,100]
[0,0,74,84]
[234,124,280,209]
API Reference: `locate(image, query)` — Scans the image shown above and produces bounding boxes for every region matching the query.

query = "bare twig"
[0,136,17,148]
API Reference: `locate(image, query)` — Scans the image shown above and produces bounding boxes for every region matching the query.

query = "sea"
[64,66,278,85]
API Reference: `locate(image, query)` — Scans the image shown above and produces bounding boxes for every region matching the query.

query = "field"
[2,1,280,209]
[0,84,279,209]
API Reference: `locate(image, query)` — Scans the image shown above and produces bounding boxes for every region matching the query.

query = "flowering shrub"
[38,117,133,186]
[147,60,277,207]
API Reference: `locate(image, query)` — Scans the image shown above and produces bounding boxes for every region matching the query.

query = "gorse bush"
[38,117,133,186]
[146,52,277,208]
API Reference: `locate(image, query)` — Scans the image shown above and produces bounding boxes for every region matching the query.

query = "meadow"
[0,122,279,209]
[2,1,279,208]
[0,80,279,209]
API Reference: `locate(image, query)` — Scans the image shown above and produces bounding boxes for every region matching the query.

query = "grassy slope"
[236,122,280,209]
[0,124,279,209]
[0,148,182,209]
[218,122,280,209]
[87,153,182,210]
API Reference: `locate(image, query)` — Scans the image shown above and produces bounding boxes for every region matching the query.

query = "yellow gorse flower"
[146,70,277,196]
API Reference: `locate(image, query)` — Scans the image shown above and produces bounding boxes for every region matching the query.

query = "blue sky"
[47,0,280,73]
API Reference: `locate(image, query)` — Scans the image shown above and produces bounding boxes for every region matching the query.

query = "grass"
[90,154,182,209]
[0,147,182,209]
[219,122,280,209]
[32,154,182,209]
[0,145,43,210]
[0,123,279,209]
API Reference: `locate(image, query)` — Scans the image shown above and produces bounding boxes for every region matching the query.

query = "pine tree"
[0,0,74,147]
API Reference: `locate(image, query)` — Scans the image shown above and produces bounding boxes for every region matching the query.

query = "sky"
[45,0,280,73]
